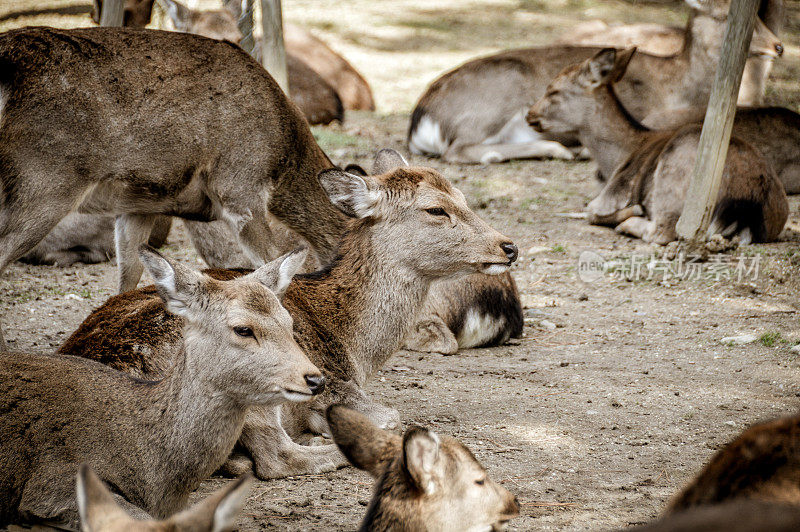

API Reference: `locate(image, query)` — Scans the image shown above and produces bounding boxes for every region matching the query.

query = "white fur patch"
[482,264,509,275]
[457,308,507,349]
[409,115,448,156]
[480,151,503,165]
[483,109,542,145]
[738,226,753,245]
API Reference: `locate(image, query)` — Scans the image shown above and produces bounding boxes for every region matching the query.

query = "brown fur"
[669,414,800,511]
[527,48,788,244]
[326,405,520,532]
[77,465,253,532]
[60,159,517,480]
[0,26,348,316]
[407,0,782,164]
[623,500,800,532]
[0,248,320,529]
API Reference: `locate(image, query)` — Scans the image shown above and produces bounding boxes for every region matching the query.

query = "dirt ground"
[1,0,800,530]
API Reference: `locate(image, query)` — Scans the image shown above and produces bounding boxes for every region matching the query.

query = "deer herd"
[0,0,797,529]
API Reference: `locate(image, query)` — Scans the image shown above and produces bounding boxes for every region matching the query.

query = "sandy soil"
[1,0,800,530]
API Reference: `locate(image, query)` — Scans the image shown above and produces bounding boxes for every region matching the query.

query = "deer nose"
[776,43,784,56]
[500,242,518,263]
[304,374,326,395]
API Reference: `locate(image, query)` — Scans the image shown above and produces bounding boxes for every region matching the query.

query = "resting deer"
[620,413,800,531]
[58,151,519,479]
[0,247,321,529]
[407,0,782,164]
[326,405,520,531]
[77,465,253,532]
[556,0,784,107]
[184,155,523,356]
[526,48,788,244]
[0,26,354,348]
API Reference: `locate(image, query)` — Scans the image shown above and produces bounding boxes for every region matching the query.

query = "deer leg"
[115,214,158,293]
[403,315,459,355]
[235,406,348,480]
[615,216,655,240]
[588,205,644,226]
[445,140,574,164]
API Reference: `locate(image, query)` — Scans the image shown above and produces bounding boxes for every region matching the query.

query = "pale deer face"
[77,463,252,531]
[686,0,782,59]
[318,151,517,279]
[139,247,323,405]
[527,47,636,137]
[327,405,520,532]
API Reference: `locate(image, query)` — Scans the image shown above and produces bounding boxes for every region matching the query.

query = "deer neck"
[672,12,718,108]
[289,223,433,384]
[131,337,247,515]
[580,86,651,178]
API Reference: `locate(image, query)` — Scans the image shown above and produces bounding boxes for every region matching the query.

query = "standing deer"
[0,247,322,529]
[526,48,788,244]
[0,26,352,346]
[326,405,520,531]
[407,0,782,164]
[77,465,253,532]
[58,151,519,479]
[556,0,785,107]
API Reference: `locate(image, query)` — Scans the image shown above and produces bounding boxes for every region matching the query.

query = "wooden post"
[237,0,257,58]
[99,0,125,26]
[260,0,289,95]
[675,0,760,241]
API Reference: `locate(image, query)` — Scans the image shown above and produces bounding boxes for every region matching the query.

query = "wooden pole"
[675,0,760,241]
[99,0,125,26]
[260,0,289,95]
[237,0,257,58]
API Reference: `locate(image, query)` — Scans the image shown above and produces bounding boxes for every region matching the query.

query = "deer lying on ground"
[555,0,784,107]
[526,48,788,244]
[407,0,782,164]
[0,26,353,347]
[619,413,800,531]
[158,0,344,125]
[184,154,523,356]
[326,405,520,531]
[0,247,322,529]
[77,465,253,532]
[59,151,519,479]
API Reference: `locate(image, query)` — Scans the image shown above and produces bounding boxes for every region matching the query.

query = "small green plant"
[760,331,784,347]
[552,244,567,253]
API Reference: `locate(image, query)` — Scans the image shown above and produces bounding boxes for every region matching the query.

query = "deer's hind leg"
[115,214,159,293]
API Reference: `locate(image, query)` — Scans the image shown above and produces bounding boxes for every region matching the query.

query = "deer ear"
[372,149,409,175]
[610,47,636,82]
[403,427,444,495]
[318,169,382,219]
[344,164,368,177]
[581,48,618,88]
[139,246,202,317]
[246,247,308,297]
[170,474,253,532]
[327,405,401,478]
[77,464,134,531]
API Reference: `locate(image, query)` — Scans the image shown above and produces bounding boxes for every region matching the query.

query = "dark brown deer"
[326,404,520,531]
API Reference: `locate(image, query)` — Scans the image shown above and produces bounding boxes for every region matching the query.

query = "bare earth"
[1,0,800,530]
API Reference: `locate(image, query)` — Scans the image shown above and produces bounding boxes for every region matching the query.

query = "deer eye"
[475,479,485,486]
[425,207,448,217]
[233,326,254,338]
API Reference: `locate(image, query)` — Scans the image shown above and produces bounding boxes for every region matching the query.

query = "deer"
[57,150,519,479]
[526,48,788,245]
[0,246,323,529]
[76,465,253,532]
[326,404,520,531]
[157,0,344,126]
[182,155,523,356]
[407,0,782,164]
[619,413,800,531]
[0,26,356,348]
[556,0,784,107]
